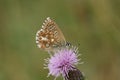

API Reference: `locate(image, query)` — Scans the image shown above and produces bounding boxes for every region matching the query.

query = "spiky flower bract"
[45,46,81,79]
[64,68,85,80]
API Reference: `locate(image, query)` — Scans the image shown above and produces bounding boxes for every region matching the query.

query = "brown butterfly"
[36,17,66,51]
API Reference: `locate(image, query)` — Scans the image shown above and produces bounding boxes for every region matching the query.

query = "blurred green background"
[0,0,120,80]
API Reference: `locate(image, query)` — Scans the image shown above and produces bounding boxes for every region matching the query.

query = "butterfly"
[36,18,84,80]
[36,17,67,52]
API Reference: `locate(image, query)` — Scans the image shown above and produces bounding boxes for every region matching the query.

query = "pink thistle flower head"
[45,46,81,79]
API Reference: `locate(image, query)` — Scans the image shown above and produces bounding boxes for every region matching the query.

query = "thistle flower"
[44,46,83,80]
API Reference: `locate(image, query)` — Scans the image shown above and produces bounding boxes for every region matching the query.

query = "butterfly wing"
[36,17,66,51]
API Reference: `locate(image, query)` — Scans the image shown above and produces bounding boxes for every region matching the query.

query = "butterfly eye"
[66,42,71,47]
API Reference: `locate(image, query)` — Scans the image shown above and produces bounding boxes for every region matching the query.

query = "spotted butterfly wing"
[36,17,66,51]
